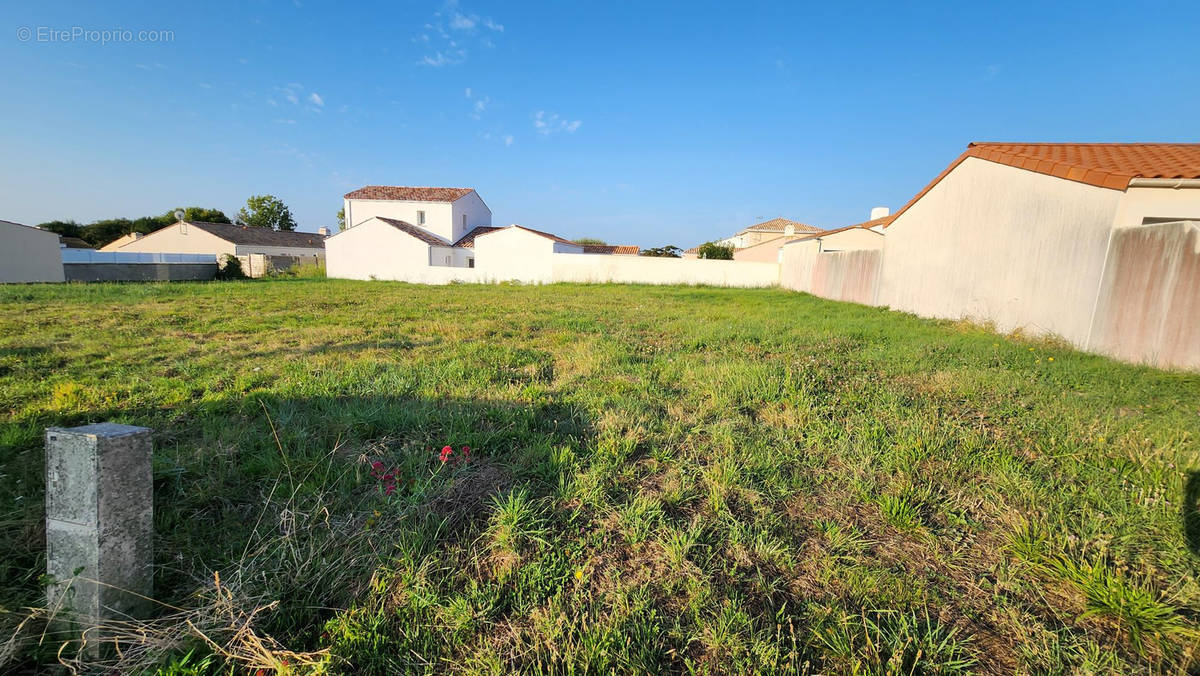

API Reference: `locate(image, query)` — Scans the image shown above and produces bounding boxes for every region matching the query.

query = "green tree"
[573,237,607,245]
[640,245,682,258]
[237,195,297,231]
[37,220,84,239]
[337,208,345,231]
[163,207,231,225]
[696,241,734,260]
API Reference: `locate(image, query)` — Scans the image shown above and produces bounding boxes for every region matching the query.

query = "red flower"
[371,461,384,470]
[461,445,471,461]
[439,445,453,463]
[384,484,396,496]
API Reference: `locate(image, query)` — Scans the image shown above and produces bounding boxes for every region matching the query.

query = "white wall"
[450,191,493,243]
[877,157,1123,345]
[810,228,884,252]
[1112,186,1200,227]
[344,198,455,241]
[0,221,65,283]
[344,191,492,244]
[550,254,779,287]
[326,217,434,281]
[780,240,821,292]
[430,245,475,268]
[474,227,558,282]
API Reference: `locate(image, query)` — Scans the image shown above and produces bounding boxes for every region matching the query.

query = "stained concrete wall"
[810,249,882,305]
[1087,220,1200,369]
[877,158,1123,345]
[779,239,882,304]
[63,263,218,282]
[0,220,65,283]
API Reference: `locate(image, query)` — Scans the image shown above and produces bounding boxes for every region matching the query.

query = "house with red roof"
[783,142,1200,369]
[327,186,638,282]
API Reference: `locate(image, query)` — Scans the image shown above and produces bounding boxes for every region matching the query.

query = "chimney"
[132,232,143,240]
[317,226,330,236]
[870,206,890,221]
[784,223,795,236]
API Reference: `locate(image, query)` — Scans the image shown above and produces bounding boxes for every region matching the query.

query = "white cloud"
[273,118,297,124]
[308,92,324,106]
[450,12,477,31]
[464,87,471,98]
[416,2,503,66]
[421,50,465,67]
[504,134,514,147]
[198,82,212,89]
[533,110,582,136]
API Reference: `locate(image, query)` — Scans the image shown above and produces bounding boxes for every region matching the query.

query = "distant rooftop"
[187,221,326,249]
[344,186,475,202]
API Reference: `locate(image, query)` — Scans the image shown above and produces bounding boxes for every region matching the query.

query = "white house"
[781,142,1200,369]
[327,185,775,287]
[0,220,65,283]
[878,143,1200,360]
[342,185,492,245]
[473,225,584,283]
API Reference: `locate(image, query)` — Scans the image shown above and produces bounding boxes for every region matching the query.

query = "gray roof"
[187,221,326,249]
[375,217,451,246]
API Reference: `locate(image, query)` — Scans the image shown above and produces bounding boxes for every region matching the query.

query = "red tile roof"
[344,186,475,202]
[375,217,450,246]
[581,244,639,255]
[454,225,501,248]
[889,143,1200,227]
[739,218,821,235]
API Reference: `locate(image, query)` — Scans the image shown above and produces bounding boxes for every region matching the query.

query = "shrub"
[215,254,247,280]
[696,241,734,260]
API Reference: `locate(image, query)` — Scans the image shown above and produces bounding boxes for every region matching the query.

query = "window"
[462,214,467,229]
[417,210,426,225]
[468,258,475,268]
[445,256,451,265]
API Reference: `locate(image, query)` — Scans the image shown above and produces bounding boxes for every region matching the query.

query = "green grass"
[1,278,1198,673]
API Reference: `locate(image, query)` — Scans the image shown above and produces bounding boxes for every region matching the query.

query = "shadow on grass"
[1185,471,1200,558]
[1,390,594,668]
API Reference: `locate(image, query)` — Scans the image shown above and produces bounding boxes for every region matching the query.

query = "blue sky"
[2,1,1198,246]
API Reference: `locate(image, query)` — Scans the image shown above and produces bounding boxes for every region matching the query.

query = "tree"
[696,241,734,260]
[640,245,682,258]
[37,220,84,238]
[237,195,297,231]
[337,208,345,231]
[163,207,231,225]
[573,237,607,245]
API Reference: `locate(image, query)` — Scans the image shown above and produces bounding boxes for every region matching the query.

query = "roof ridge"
[971,141,1200,147]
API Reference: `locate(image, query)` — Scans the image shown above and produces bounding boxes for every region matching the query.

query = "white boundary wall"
[550,254,778,287]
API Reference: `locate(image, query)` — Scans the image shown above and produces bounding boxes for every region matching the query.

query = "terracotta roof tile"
[453,225,501,248]
[188,221,326,249]
[344,186,475,202]
[739,217,822,234]
[375,217,450,246]
[887,143,1200,227]
[581,244,639,255]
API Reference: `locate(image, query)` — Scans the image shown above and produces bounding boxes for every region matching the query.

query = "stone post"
[45,423,153,627]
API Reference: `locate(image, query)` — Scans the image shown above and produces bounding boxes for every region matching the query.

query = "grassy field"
[1,279,1198,674]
